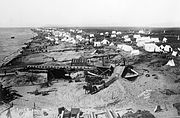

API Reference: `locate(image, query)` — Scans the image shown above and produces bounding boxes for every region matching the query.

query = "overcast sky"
[0,0,179,27]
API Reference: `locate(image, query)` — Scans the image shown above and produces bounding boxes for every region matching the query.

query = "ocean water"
[0,28,36,66]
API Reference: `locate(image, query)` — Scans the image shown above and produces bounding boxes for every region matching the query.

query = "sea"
[0,28,36,66]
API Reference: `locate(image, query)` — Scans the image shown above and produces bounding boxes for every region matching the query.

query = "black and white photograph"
[0,0,180,118]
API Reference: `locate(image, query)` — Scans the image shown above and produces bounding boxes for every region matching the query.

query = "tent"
[150,38,160,43]
[136,37,159,43]
[124,38,131,42]
[131,50,140,55]
[116,31,122,35]
[154,46,162,52]
[100,33,104,35]
[117,44,133,52]
[123,35,129,39]
[71,39,77,44]
[111,34,116,38]
[101,39,110,45]
[112,31,116,34]
[90,34,94,37]
[94,41,102,47]
[136,41,145,47]
[166,59,175,66]
[163,37,167,43]
[172,51,178,56]
[55,38,59,44]
[136,36,151,43]
[139,30,145,34]
[160,45,165,50]
[105,32,109,35]
[89,38,94,43]
[164,45,172,52]
[133,34,141,39]
[143,43,161,52]
[109,42,115,46]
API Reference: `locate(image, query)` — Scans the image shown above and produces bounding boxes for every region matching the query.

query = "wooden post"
[102,57,105,66]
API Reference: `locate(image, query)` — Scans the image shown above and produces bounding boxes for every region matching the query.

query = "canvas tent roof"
[136,37,159,43]
[124,38,131,42]
[131,50,140,55]
[136,41,145,47]
[112,31,116,34]
[101,39,110,45]
[164,45,172,52]
[109,42,115,46]
[163,37,167,42]
[117,44,133,52]
[116,31,122,35]
[100,33,104,35]
[172,51,178,56]
[133,34,141,39]
[143,43,161,52]
[111,34,116,38]
[166,59,175,66]
[94,41,102,47]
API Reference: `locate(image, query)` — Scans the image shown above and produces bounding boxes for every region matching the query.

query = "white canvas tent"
[164,45,172,52]
[109,42,115,46]
[101,39,110,45]
[111,34,116,38]
[131,50,140,55]
[136,41,145,47]
[133,34,141,39]
[100,33,104,35]
[124,38,131,42]
[94,41,102,47]
[89,38,94,43]
[90,34,94,38]
[150,38,160,43]
[105,32,109,35]
[136,36,151,43]
[116,31,122,35]
[163,37,167,43]
[54,38,59,44]
[166,59,175,66]
[112,31,116,34]
[143,43,161,52]
[136,37,159,43]
[117,44,133,52]
[172,51,178,56]
[160,45,165,50]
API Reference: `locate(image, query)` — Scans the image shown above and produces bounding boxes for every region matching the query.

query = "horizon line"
[0,25,180,29]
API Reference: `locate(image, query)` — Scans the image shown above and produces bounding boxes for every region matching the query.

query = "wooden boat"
[121,65,139,81]
[11,36,15,39]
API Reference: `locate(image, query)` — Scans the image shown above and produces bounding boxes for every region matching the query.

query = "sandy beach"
[0,27,180,118]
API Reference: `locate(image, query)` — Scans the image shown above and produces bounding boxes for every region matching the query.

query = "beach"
[0,27,180,118]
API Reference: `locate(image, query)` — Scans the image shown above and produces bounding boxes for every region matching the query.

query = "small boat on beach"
[11,36,15,39]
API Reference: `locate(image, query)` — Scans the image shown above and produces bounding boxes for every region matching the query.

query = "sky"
[0,0,180,27]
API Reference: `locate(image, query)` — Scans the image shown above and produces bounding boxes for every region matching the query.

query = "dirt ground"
[1,41,180,118]
[1,60,179,118]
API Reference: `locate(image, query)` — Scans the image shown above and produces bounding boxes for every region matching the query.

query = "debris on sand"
[122,110,155,118]
[1,27,180,118]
